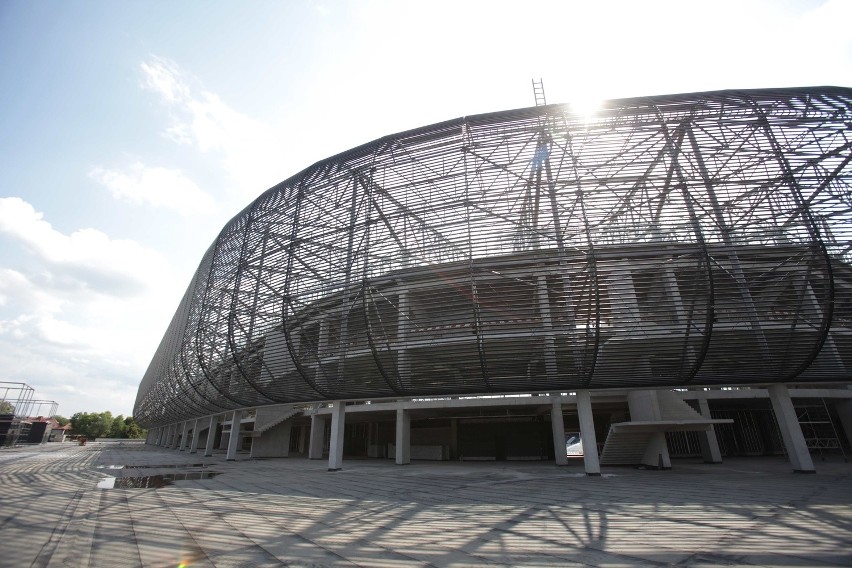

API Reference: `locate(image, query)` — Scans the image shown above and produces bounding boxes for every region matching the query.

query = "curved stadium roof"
[135,87,852,427]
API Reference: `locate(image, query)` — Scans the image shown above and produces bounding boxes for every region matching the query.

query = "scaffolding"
[0,382,36,447]
[795,398,848,461]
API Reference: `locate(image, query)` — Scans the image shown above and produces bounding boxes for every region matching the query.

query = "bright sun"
[568,95,603,121]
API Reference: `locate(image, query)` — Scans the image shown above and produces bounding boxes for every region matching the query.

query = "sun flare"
[568,95,603,121]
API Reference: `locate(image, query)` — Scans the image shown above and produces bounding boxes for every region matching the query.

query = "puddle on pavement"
[97,471,221,489]
[97,463,208,470]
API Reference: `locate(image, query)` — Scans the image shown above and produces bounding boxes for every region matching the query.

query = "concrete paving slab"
[1,441,851,567]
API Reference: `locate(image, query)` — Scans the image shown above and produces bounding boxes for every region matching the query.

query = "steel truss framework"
[1,382,36,447]
[135,87,852,428]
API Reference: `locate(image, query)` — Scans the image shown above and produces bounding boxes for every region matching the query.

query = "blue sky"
[1,0,850,418]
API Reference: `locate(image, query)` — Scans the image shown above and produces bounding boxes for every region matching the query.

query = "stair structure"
[248,404,303,459]
[251,404,302,437]
[599,430,656,466]
[600,390,732,467]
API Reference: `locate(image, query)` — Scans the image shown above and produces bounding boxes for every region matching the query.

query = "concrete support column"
[645,434,671,469]
[607,266,641,325]
[395,408,411,465]
[154,427,163,446]
[800,280,846,372]
[168,424,178,449]
[768,384,815,473]
[697,398,722,464]
[189,419,201,453]
[177,421,188,451]
[551,398,568,466]
[328,402,346,471]
[308,414,326,459]
[204,415,218,457]
[628,390,672,469]
[226,410,243,461]
[577,390,601,476]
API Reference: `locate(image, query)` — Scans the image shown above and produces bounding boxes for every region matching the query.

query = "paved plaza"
[1,441,851,567]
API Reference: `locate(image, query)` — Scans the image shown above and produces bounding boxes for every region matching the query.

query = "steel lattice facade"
[135,87,852,428]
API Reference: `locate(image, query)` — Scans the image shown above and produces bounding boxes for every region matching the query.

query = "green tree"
[70,411,113,438]
[0,400,15,416]
[68,411,147,439]
[124,417,147,439]
[108,415,126,438]
[52,415,70,427]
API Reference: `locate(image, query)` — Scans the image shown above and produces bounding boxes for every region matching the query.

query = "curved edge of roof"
[213,85,852,250]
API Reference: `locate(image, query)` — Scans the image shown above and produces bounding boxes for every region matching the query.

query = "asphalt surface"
[1,441,851,567]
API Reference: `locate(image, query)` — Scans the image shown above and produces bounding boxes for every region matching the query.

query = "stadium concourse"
[2,441,852,566]
[136,87,852,476]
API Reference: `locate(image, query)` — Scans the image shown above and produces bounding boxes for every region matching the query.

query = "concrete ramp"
[600,390,732,466]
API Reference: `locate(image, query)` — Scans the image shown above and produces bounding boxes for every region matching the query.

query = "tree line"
[0,403,146,440]
[61,412,147,439]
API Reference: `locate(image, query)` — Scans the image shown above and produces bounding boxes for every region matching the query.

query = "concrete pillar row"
[697,398,722,464]
[168,424,178,449]
[308,414,326,459]
[551,398,568,466]
[768,384,815,473]
[328,402,346,471]
[189,418,201,453]
[577,390,601,476]
[204,414,218,457]
[226,410,243,461]
[178,421,189,451]
[395,408,411,465]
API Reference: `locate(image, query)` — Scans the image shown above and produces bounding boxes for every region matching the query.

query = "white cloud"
[140,56,290,198]
[0,198,181,416]
[89,162,215,214]
[140,56,191,104]
[0,197,168,296]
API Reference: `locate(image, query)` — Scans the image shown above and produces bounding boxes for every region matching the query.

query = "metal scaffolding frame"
[135,87,852,428]
[28,400,59,419]
[0,382,36,447]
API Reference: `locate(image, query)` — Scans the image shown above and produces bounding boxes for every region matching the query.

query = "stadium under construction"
[136,86,852,474]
